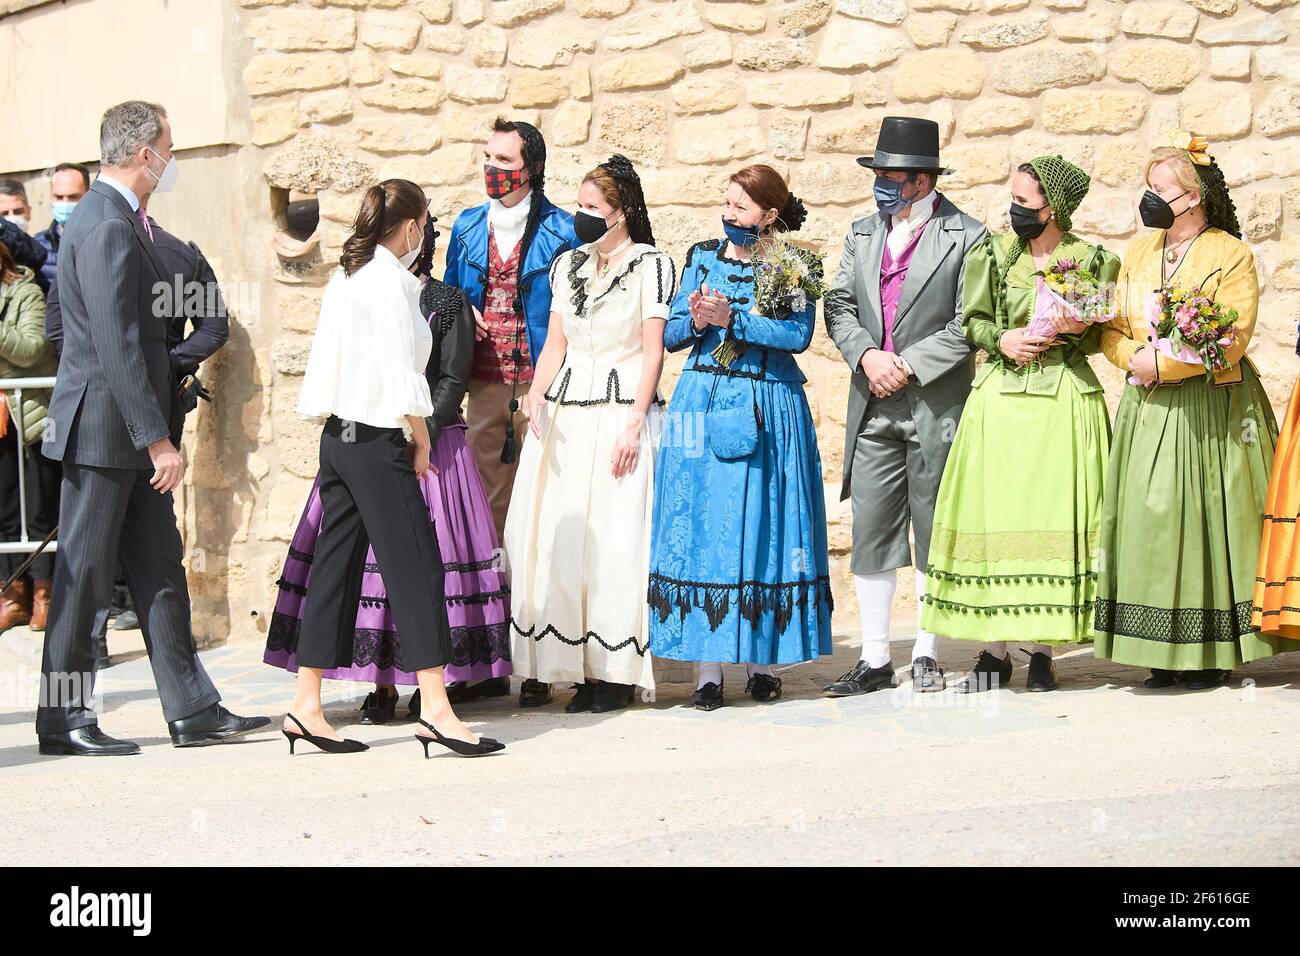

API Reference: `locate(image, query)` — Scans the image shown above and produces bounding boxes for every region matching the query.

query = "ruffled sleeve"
[374,278,434,421]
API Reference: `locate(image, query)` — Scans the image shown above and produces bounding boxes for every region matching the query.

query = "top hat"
[857,116,953,175]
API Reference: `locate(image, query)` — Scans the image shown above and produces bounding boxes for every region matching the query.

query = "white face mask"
[145,146,179,194]
[398,221,421,270]
[2,214,28,232]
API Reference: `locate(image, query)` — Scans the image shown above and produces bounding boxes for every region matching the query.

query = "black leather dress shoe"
[1025,651,1058,692]
[910,656,945,693]
[822,660,894,697]
[957,650,1013,693]
[446,676,511,705]
[168,704,272,747]
[565,682,597,713]
[690,681,724,711]
[745,673,782,702]
[1184,668,1232,690]
[519,678,552,707]
[591,681,635,714]
[39,725,141,757]
[1143,668,1181,689]
[359,689,398,725]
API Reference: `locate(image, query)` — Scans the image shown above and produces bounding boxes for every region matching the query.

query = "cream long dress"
[504,241,676,689]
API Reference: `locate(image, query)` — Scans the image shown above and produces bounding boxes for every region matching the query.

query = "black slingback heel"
[414,719,505,758]
[282,712,369,755]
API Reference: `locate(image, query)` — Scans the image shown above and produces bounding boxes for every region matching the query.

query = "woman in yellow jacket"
[1095,133,1300,689]
[0,239,59,631]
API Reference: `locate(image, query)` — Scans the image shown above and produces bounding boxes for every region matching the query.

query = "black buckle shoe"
[565,682,597,713]
[358,686,397,723]
[957,650,1013,694]
[1025,651,1058,692]
[39,725,141,757]
[822,660,894,697]
[1143,669,1181,689]
[690,681,724,711]
[359,689,399,725]
[1184,668,1232,690]
[519,679,552,707]
[445,676,511,705]
[169,704,272,747]
[910,656,945,693]
[745,673,782,703]
[591,681,635,714]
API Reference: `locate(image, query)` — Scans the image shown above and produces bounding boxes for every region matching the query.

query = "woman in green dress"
[1095,133,1300,689]
[921,155,1119,693]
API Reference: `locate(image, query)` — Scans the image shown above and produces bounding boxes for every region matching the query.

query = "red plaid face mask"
[484,163,527,199]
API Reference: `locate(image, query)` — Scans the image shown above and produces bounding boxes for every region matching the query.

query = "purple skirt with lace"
[263,422,511,684]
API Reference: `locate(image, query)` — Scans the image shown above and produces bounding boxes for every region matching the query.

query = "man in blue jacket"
[442,117,577,706]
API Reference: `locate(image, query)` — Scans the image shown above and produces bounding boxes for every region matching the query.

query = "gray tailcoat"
[823,194,987,574]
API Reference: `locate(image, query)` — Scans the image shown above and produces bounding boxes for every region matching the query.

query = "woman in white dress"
[505,155,673,713]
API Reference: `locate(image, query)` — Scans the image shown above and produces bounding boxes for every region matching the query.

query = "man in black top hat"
[822,116,988,698]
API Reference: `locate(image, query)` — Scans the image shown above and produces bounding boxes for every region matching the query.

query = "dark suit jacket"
[43,179,175,469]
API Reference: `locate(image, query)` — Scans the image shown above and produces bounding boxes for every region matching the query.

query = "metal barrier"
[0,375,58,555]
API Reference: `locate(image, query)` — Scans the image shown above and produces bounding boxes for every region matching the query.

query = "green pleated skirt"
[1093,360,1300,669]
[920,366,1110,644]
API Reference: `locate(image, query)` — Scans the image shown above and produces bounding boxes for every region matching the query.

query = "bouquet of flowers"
[1025,258,1114,340]
[712,235,826,368]
[1129,286,1238,384]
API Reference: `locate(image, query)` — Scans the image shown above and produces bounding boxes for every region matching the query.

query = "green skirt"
[920,367,1110,644]
[1093,361,1300,669]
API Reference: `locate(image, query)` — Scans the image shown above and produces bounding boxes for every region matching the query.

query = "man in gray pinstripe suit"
[36,101,269,756]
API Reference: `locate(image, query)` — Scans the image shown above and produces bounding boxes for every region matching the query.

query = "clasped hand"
[860,348,909,398]
[689,282,731,331]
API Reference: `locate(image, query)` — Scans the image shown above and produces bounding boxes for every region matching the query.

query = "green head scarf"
[1025,154,1090,233]
[995,154,1092,307]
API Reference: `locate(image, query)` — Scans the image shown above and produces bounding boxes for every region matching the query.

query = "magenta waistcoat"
[879,219,930,353]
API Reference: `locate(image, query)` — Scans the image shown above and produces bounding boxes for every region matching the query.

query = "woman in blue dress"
[648,164,833,710]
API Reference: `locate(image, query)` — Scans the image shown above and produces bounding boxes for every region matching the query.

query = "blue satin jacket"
[442,195,579,364]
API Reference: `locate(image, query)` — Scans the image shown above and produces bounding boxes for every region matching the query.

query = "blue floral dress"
[648,238,833,664]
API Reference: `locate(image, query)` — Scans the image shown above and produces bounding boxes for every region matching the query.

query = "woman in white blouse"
[286,178,504,758]
[504,155,673,713]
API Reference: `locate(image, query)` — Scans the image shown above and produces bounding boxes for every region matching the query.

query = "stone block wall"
[202,0,1300,641]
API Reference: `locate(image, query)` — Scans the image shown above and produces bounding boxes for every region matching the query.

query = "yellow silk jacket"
[1100,227,1259,387]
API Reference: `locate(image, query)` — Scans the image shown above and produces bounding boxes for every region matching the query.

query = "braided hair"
[1194,156,1241,239]
[1147,145,1242,240]
[588,153,655,245]
[491,117,548,465]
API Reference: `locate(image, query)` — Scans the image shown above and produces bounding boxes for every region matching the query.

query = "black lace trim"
[420,280,466,336]
[510,618,648,656]
[590,251,659,308]
[568,249,591,318]
[275,578,509,608]
[1094,598,1255,644]
[647,572,833,636]
[283,554,500,574]
[266,611,511,669]
[543,367,666,407]
[1263,513,1299,524]
[684,238,722,270]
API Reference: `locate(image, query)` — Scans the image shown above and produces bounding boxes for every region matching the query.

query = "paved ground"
[2,617,1299,866]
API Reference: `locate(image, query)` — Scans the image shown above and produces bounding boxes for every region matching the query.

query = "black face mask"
[575,208,623,244]
[1139,189,1189,230]
[1009,202,1050,241]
